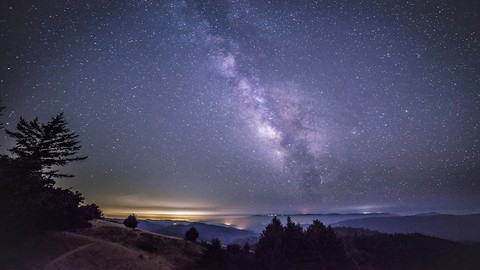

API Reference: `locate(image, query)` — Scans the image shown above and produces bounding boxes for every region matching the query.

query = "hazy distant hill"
[137,220,258,244]
[136,219,189,232]
[334,213,480,242]
[341,231,480,270]
[110,214,398,245]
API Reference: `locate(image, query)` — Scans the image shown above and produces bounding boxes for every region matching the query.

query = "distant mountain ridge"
[109,212,480,245]
[333,213,480,242]
[153,222,258,245]
[107,218,258,245]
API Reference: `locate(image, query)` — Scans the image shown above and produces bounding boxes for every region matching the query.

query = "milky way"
[1,0,479,216]
[191,11,344,197]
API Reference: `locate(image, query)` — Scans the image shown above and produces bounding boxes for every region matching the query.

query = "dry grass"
[1,220,204,270]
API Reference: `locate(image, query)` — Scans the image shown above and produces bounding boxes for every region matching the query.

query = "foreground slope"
[1,220,204,270]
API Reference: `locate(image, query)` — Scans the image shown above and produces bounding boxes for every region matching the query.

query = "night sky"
[1,0,479,218]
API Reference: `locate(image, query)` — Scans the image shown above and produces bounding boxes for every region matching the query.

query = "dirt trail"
[3,220,203,270]
[41,235,168,270]
[43,243,94,269]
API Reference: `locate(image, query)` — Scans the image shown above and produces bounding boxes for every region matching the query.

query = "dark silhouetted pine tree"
[305,220,349,269]
[253,218,351,270]
[6,113,87,182]
[0,102,5,130]
[255,216,284,269]
[283,216,306,267]
[1,113,94,243]
[200,238,226,269]
[243,242,250,251]
[123,214,138,228]
[79,203,103,220]
[185,226,199,241]
[0,155,45,238]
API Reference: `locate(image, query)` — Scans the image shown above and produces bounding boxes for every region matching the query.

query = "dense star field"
[1,0,479,218]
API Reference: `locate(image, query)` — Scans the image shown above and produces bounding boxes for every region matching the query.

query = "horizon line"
[102,211,480,221]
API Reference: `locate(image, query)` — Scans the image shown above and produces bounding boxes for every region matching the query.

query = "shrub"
[210,238,222,250]
[123,214,138,228]
[185,226,199,242]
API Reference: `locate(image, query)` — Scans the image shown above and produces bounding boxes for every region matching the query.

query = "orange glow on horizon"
[102,207,224,221]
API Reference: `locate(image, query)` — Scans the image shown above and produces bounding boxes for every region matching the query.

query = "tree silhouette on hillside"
[0,112,97,244]
[255,216,285,269]
[255,216,350,270]
[0,103,5,147]
[200,238,227,269]
[283,216,306,267]
[305,220,348,269]
[185,226,200,241]
[6,113,87,182]
[123,214,138,228]
[0,102,5,130]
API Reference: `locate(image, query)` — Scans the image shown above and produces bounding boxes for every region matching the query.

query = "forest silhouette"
[0,109,101,244]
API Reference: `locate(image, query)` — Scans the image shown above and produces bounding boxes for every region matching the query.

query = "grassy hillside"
[1,220,204,270]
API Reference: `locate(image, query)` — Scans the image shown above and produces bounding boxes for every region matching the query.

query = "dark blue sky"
[1,0,479,218]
